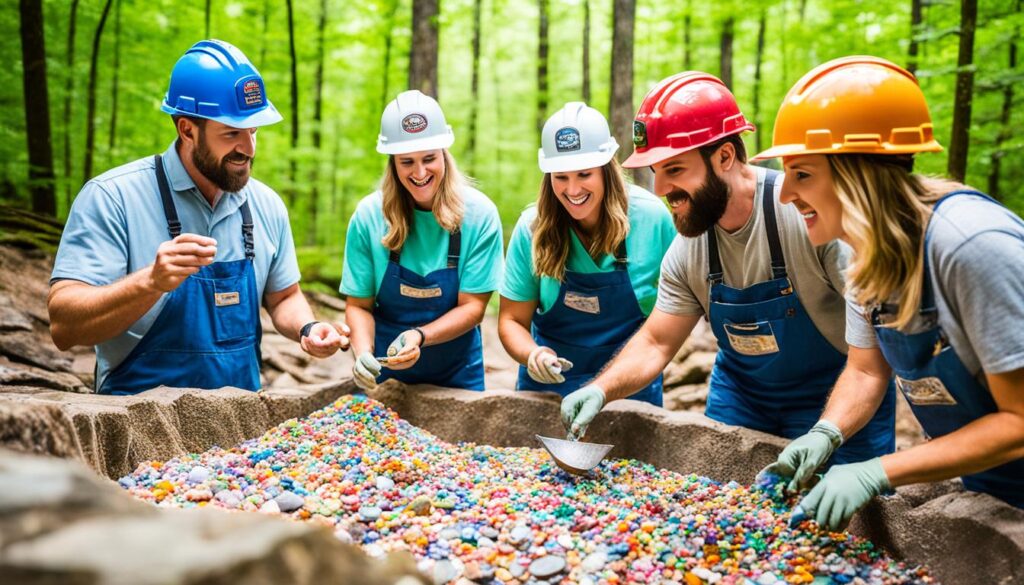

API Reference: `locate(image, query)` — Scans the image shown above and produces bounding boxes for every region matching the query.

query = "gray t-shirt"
[656,166,852,353]
[846,193,1024,379]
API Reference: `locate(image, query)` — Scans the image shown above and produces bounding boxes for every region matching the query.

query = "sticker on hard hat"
[402,114,428,134]
[633,121,647,148]
[240,78,265,109]
[555,127,581,152]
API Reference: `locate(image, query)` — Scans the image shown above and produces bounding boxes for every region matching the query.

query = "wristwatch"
[300,321,320,339]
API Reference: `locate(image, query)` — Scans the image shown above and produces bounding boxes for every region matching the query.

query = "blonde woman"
[498,103,675,404]
[341,90,503,391]
[757,56,1024,528]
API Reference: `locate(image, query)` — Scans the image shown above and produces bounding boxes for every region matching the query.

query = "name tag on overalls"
[400,284,442,299]
[215,292,240,306]
[896,376,958,406]
[564,292,600,314]
[724,322,780,356]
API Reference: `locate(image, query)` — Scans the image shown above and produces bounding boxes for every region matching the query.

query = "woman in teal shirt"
[499,102,675,404]
[342,90,504,391]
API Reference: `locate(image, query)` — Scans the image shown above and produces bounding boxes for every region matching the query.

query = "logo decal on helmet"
[241,79,264,108]
[402,113,428,134]
[555,127,581,153]
[633,121,647,148]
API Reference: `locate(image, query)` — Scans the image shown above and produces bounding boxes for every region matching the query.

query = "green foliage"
[0,0,1021,272]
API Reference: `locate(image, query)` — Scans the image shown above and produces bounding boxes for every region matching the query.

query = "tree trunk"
[537,0,549,135]
[409,0,440,98]
[205,0,211,38]
[947,0,977,183]
[468,0,483,172]
[799,0,808,21]
[752,11,766,154]
[719,16,734,89]
[308,0,328,245]
[285,0,299,205]
[260,0,270,70]
[907,0,923,75]
[683,0,692,70]
[583,0,591,103]
[62,0,80,214]
[381,0,400,112]
[610,0,639,180]
[19,0,56,216]
[108,0,121,151]
[82,0,114,186]
[988,0,1020,199]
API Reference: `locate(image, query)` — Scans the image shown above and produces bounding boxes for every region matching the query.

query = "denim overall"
[517,239,663,405]
[373,230,486,390]
[873,190,1023,508]
[101,155,261,395]
[705,170,896,463]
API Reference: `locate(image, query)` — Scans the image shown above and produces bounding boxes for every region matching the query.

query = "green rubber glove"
[560,384,606,440]
[760,420,844,492]
[386,331,418,357]
[352,351,382,390]
[798,457,891,531]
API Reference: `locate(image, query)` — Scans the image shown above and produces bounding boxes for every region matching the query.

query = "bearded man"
[48,40,348,395]
[559,73,897,470]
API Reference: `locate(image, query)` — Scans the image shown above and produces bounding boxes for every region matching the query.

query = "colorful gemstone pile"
[119,395,936,585]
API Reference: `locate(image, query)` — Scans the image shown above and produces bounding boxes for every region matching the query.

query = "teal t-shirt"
[501,184,675,315]
[341,187,504,298]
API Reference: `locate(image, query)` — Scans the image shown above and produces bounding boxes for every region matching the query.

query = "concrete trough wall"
[1,381,1021,584]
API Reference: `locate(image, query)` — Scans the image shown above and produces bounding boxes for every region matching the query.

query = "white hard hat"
[376,90,455,155]
[538,102,619,173]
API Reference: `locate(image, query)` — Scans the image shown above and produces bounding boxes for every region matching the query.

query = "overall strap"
[388,229,462,268]
[613,238,628,271]
[918,190,994,317]
[446,229,462,268]
[154,155,181,239]
[707,169,784,284]
[760,170,787,280]
[239,200,255,261]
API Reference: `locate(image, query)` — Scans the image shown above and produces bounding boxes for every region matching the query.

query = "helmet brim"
[160,101,284,129]
[622,146,686,169]
[752,142,944,161]
[538,147,618,174]
[377,131,455,155]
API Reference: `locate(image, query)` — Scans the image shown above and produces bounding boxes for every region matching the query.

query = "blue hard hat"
[161,39,282,129]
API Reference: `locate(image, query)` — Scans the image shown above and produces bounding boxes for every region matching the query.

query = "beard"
[192,132,253,193]
[667,164,730,237]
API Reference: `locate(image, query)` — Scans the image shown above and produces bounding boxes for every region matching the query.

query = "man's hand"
[300,322,351,358]
[353,351,382,390]
[527,346,573,384]
[798,458,890,531]
[560,384,606,440]
[759,420,844,492]
[384,330,422,371]
[147,234,217,292]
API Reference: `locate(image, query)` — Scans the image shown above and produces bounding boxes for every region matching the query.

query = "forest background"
[2,0,1020,295]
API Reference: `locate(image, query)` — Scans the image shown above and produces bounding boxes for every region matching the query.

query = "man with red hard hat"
[560,72,896,471]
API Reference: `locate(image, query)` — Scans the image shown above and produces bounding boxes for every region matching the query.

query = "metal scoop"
[535,434,613,475]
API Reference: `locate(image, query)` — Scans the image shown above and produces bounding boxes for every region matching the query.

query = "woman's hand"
[384,329,423,370]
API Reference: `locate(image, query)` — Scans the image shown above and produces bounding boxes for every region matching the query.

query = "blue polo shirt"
[501,184,675,315]
[52,143,300,391]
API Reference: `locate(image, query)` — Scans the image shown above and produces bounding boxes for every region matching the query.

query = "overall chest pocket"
[207,274,255,344]
[723,320,780,356]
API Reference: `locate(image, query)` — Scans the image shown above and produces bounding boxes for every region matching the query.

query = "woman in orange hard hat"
[756,56,1024,529]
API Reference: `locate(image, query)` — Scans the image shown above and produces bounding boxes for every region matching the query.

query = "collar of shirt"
[159,142,248,225]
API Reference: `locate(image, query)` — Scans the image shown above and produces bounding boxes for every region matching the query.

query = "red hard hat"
[622,72,754,168]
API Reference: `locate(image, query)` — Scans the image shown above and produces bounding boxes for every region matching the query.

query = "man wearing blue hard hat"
[48,40,349,395]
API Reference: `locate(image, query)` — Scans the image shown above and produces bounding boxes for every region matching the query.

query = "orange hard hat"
[753,56,942,160]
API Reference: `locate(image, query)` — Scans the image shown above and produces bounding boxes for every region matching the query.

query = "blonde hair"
[381,149,466,251]
[531,159,631,281]
[828,154,964,329]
